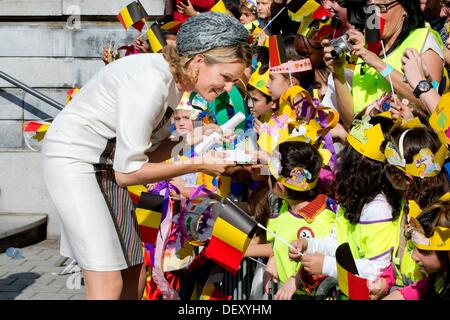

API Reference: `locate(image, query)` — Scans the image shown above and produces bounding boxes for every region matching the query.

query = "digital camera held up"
[329,33,353,60]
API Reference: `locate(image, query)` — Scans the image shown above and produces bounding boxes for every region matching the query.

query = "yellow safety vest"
[352,28,443,113]
[391,208,423,287]
[335,206,397,263]
[267,199,336,285]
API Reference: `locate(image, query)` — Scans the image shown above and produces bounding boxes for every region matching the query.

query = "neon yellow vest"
[352,28,443,113]
[392,208,423,286]
[335,206,397,262]
[267,200,336,285]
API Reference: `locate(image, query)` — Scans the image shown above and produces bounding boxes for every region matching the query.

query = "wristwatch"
[413,80,432,98]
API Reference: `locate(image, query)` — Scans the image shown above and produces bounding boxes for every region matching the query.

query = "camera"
[329,34,353,60]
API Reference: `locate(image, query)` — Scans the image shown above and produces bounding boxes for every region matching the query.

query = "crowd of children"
[74,0,450,300]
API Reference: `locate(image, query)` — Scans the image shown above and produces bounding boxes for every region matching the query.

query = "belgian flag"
[127,184,148,206]
[336,243,370,300]
[117,1,147,31]
[268,35,288,68]
[204,198,257,275]
[135,192,165,244]
[146,22,168,53]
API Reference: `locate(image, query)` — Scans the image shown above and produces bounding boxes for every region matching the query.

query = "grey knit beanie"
[176,12,249,56]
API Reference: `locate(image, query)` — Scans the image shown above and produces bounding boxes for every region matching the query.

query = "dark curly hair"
[386,125,450,209]
[270,141,323,201]
[337,116,402,224]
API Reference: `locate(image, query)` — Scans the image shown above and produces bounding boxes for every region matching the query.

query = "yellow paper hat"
[267,135,319,191]
[429,92,450,145]
[409,193,450,251]
[176,91,200,120]
[347,115,386,162]
[385,120,449,178]
[248,62,270,96]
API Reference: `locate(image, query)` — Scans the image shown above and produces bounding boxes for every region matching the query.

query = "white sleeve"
[113,74,169,173]
[421,30,444,60]
[321,74,337,109]
[306,223,338,257]
[354,253,392,281]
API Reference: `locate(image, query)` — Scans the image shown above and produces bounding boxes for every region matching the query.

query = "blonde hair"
[163,43,252,85]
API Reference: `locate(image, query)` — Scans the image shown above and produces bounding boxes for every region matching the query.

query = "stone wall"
[0,0,165,237]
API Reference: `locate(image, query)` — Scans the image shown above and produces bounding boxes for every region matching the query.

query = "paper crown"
[385,119,449,178]
[257,86,339,154]
[269,58,313,74]
[409,193,450,251]
[297,5,335,42]
[429,92,450,145]
[241,0,257,14]
[268,135,320,191]
[176,91,201,119]
[347,114,386,162]
[248,61,270,96]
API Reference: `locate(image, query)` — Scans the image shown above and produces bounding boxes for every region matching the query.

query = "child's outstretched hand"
[177,0,198,17]
[288,238,307,262]
[273,276,297,300]
[389,95,414,122]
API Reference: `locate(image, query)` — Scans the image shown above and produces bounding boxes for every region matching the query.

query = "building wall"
[0,0,165,238]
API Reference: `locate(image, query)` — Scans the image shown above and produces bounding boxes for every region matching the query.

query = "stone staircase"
[0,213,47,253]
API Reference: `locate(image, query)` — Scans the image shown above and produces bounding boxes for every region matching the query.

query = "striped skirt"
[42,140,144,271]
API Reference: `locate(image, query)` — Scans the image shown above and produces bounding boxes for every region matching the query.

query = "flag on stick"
[204,198,257,275]
[336,243,370,300]
[117,1,147,31]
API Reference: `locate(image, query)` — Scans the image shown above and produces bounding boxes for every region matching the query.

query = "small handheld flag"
[204,198,257,275]
[117,1,147,31]
[336,243,370,300]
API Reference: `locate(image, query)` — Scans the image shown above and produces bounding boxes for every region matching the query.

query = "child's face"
[256,0,272,19]
[411,247,443,276]
[174,110,194,135]
[248,89,273,117]
[240,6,257,24]
[268,73,291,101]
[314,69,329,101]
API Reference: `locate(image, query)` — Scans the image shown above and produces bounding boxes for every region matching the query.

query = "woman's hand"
[322,39,346,76]
[401,48,428,89]
[346,29,380,68]
[263,255,279,294]
[274,276,297,300]
[195,150,237,177]
[185,124,222,146]
[177,0,198,17]
[300,253,324,276]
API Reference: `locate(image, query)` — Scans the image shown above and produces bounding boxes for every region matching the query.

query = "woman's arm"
[322,39,355,127]
[347,30,443,109]
[115,153,235,187]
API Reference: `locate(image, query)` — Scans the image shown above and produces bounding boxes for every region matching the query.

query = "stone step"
[0,213,47,253]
